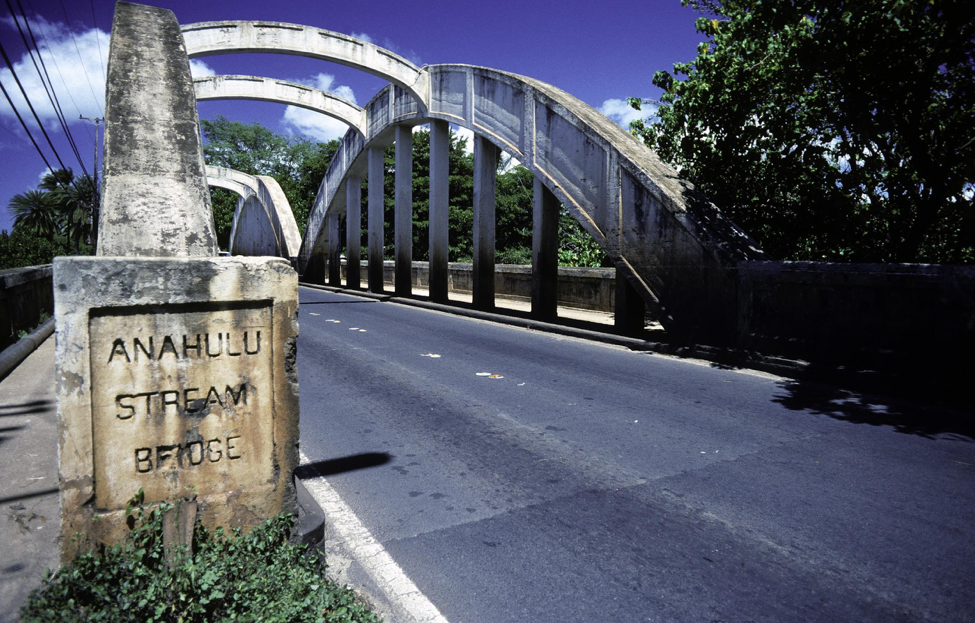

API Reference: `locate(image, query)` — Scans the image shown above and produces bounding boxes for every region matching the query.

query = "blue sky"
[0,0,709,234]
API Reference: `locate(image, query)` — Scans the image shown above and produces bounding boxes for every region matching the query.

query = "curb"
[0,318,54,382]
[299,282,968,408]
[292,476,326,548]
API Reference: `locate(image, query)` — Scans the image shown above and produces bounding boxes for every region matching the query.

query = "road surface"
[296,286,975,623]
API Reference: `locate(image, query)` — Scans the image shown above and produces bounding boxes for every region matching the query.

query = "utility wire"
[7,0,89,177]
[57,0,102,115]
[0,38,74,183]
[0,79,72,196]
[89,0,105,85]
[24,0,93,144]
[0,120,33,148]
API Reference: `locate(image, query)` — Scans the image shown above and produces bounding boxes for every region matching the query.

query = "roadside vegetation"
[2,168,94,270]
[629,0,975,263]
[20,491,379,623]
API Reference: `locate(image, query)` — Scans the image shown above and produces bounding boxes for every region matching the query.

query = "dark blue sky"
[0,0,709,233]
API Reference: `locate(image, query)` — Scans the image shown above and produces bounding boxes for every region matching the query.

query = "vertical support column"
[472,135,498,311]
[367,146,384,293]
[345,176,361,289]
[327,211,341,286]
[394,126,413,296]
[615,266,646,332]
[428,120,450,303]
[532,177,559,320]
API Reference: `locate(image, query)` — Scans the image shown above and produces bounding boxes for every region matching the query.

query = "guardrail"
[0,265,53,350]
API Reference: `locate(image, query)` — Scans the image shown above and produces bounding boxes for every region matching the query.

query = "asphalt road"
[296,286,975,623]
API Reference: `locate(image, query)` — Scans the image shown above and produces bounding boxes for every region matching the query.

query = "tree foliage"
[199,117,608,266]
[631,0,975,263]
[0,229,90,270]
[5,168,95,261]
[200,116,339,239]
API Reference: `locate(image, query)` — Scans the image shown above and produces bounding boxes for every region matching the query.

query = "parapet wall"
[0,265,53,350]
[736,261,975,371]
[330,261,618,312]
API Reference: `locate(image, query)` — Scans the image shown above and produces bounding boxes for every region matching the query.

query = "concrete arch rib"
[181,21,428,108]
[300,65,766,342]
[206,165,259,253]
[206,166,301,261]
[194,75,365,135]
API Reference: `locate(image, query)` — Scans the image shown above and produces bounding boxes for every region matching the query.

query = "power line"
[57,0,102,115]
[7,0,89,177]
[0,38,75,189]
[89,0,105,86]
[0,79,70,196]
[24,0,94,144]
[0,121,33,149]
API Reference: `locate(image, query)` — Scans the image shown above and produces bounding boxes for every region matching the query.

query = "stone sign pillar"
[54,2,299,561]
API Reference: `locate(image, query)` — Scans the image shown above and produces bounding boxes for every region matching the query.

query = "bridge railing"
[0,265,53,350]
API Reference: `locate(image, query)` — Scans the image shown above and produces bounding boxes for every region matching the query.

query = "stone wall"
[0,265,53,349]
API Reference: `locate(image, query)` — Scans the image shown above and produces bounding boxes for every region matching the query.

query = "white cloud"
[0,15,108,129]
[189,59,215,78]
[281,106,353,142]
[281,73,359,142]
[599,98,654,129]
[350,32,373,44]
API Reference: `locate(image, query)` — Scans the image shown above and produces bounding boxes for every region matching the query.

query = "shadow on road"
[295,452,393,479]
[772,380,975,441]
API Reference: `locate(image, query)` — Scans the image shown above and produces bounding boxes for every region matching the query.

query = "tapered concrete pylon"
[98,2,218,257]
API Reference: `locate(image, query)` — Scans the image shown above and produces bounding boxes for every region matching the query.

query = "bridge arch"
[194,75,365,134]
[298,66,766,342]
[181,21,428,108]
[205,166,301,261]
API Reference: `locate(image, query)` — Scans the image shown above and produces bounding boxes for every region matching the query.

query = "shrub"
[20,492,379,623]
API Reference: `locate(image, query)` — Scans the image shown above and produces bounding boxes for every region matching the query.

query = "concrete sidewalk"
[0,337,59,623]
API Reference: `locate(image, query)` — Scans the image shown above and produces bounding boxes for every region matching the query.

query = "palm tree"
[40,169,93,253]
[9,190,58,242]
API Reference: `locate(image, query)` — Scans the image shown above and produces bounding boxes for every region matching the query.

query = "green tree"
[40,169,95,253]
[375,129,475,262]
[631,0,975,263]
[9,190,58,242]
[200,116,339,237]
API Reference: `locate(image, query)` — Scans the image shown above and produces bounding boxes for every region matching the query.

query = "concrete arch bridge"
[183,19,764,345]
[183,17,975,373]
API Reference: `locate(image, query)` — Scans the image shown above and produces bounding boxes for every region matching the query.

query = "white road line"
[299,451,451,623]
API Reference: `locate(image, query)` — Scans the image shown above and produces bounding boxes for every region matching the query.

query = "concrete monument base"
[54,256,299,561]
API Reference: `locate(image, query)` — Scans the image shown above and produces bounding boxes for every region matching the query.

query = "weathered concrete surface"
[428,120,450,303]
[194,75,364,134]
[473,135,498,310]
[394,126,413,296]
[99,2,217,257]
[345,176,362,289]
[181,21,428,106]
[54,3,301,562]
[54,256,299,561]
[209,171,301,261]
[298,66,763,344]
[532,178,559,320]
[206,165,258,251]
[329,260,620,312]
